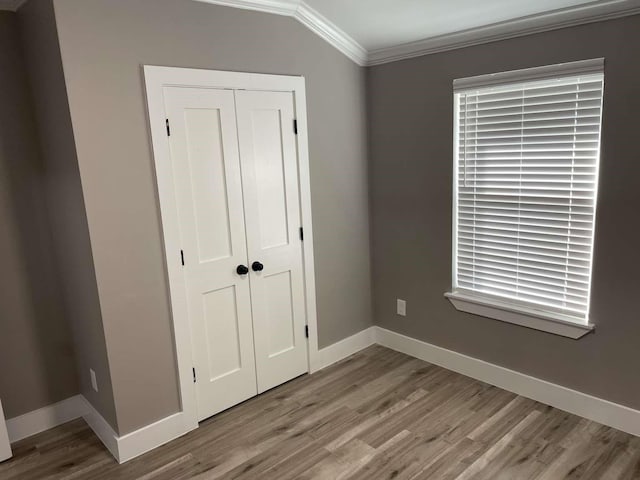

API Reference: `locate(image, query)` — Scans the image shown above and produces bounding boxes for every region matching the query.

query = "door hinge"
[166,118,171,136]
[305,325,309,338]
[293,119,298,135]
[299,227,304,241]
[193,367,196,383]
[181,250,185,266]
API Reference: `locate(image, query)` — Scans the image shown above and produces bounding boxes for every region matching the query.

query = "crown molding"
[195,0,640,67]
[5,0,638,65]
[0,0,27,11]
[367,0,640,65]
[193,0,368,65]
[295,2,368,65]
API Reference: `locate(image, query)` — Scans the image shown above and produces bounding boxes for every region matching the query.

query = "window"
[446,59,604,339]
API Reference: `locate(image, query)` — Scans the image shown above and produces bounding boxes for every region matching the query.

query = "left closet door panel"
[164,87,257,422]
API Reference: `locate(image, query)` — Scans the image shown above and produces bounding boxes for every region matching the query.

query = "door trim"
[143,66,320,431]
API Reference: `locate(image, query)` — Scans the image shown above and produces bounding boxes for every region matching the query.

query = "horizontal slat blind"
[454,68,604,323]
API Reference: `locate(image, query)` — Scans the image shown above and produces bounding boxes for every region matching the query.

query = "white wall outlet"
[90,369,99,392]
[397,299,407,316]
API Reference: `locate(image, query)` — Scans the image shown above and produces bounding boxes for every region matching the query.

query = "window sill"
[444,291,594,339]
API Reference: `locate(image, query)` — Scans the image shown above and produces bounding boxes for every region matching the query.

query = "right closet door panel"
[235,90,309,393]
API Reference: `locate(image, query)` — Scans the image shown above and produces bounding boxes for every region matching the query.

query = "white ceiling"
[195,0,640,64]
[305,0,605,51]
[3,0,640,65]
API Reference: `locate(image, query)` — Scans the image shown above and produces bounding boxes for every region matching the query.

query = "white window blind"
[452,60,604,325]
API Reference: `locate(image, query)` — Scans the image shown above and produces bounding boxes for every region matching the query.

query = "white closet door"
[235,90,309,393]
[164,87,257,421]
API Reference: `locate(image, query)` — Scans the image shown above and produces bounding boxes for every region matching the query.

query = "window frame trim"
[445,290,594,339]
[452,58,604,92]
[447,59,604,339]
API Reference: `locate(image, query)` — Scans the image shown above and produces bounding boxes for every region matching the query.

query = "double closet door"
[164,86,308,422]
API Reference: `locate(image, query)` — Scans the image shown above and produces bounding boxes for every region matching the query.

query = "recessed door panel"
[249,109,290,249]
[184,109,232,262]
[236,90,309,393]
[164,87,257,421]
[202,286,242,380]
[264,271,296,357]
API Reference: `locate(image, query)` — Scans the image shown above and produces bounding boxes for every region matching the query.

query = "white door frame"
[0,399,11,462]
[143,66,320,431]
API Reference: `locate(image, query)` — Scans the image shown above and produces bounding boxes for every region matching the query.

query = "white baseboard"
[6,325,376,462]
[9,325,638,464]
[5,394,192,465]
[6,395,86,443]
[80,396,192,464]
[311,326,376,372]
[374,326,640,438]
[4,326,376,461]
[116,412,191,463]
[80,397,120,461]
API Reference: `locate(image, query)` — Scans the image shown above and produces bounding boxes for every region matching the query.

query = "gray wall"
[52,0,372,434]
[0,11,77,419]
[18,0,118,429]
[369,15,640,410]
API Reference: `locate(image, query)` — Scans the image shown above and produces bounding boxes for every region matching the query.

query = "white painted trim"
[0,400,11,462]
[5,395,86,443]
[367,0,640,65]
[374,326,640,438]
[0,0,27,12]
[454,57,605,91]
[190,0,640,66]
[445,292,594,339]
[117,412,189,463]
[295,2,367,66]
[142,66,200,436]
[311,327,376,373]
[80,396,190,464]
[291,75,322,380]
[80,397,120,461]
[6,325,640,461]
[193,0,368,65]
[6,0,636,64]
[0,321,372,464]
[142,65,320,435]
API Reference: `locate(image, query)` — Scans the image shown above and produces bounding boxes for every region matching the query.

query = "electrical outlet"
[90,369,98,392]
[397,299,407,316]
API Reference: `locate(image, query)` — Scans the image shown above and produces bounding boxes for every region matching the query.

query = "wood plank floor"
[2,345,640,479]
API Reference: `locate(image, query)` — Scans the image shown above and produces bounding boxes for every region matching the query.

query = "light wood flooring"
[2,346,640,479]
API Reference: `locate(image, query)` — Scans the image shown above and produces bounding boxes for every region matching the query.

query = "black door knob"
[252,261,264,272]
[236,265,249,275]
